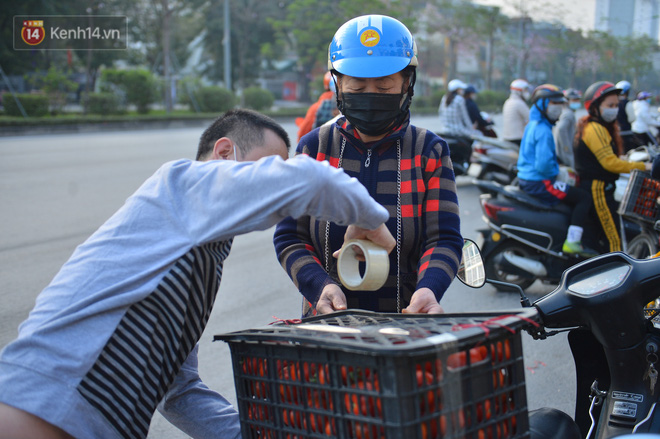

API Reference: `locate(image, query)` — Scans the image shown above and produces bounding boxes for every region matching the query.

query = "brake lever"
[526,326,574,340]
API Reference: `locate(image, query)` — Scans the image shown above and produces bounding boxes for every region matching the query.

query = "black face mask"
[338,92,411,137]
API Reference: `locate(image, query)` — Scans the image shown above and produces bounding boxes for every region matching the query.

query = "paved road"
[0,115,573,438]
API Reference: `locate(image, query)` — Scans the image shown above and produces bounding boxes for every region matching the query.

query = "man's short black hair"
[196,109,291,160]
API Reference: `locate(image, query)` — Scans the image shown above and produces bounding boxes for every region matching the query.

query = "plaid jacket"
[273,116,463,313]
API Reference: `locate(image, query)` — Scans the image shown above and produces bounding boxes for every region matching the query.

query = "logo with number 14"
[21,20,45,45]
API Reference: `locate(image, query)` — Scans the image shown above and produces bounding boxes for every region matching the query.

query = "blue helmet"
[327,15,418,78]
[637,91,652,100]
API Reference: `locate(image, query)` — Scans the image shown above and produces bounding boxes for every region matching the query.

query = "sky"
[471,0,596,31]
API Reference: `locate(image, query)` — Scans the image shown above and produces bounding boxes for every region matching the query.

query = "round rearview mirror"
[457,239,486,288]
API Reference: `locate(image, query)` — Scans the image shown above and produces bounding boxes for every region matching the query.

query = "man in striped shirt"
[0,109,394,439]
[274,15,463,317]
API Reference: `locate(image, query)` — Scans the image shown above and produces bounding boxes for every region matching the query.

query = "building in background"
[595,0,660,42]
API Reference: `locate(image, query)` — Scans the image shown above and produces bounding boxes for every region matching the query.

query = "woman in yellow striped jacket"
[574,81,651,252]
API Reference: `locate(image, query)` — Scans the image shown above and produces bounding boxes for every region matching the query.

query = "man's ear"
[211,137,233,160]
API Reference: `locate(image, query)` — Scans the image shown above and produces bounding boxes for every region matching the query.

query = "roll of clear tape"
[337,239,389,291]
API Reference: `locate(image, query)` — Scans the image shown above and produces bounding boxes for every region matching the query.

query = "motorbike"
[440,133,473,176]
[457,239,660,438]
[467,134,519,186]
[474,178,642,291]
[477,111,498,138]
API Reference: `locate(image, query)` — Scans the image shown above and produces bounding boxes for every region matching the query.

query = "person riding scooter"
[553,88,581,169]
[574,81,651,252]
[616,80,637,152]
[632,91,660,148]
[438,79,480,174]
[517,84,595,256]
[464,85,496,137]
[502,79,531,145]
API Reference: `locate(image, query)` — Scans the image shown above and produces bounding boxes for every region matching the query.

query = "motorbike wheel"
[626,232,658,259]
[484,241,536,291]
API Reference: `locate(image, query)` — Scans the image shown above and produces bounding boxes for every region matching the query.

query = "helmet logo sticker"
[360,29,380,47]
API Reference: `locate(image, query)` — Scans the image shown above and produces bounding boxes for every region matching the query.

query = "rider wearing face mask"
[517,84,595,256]
[274,14,463,317]
[553,88,582,169]
[502,78,531,145]
[574,81,651,252]
[631,91,660,148]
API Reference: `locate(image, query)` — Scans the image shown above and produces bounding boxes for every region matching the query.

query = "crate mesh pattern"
[215,310,536,439]
[618,169,660,224]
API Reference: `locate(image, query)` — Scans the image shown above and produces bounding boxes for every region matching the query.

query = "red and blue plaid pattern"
[274,117,463,313]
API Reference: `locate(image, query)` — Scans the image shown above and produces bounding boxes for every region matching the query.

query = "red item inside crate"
[216,310,537,439]
[631,177,660,220]
[619,170,660,224]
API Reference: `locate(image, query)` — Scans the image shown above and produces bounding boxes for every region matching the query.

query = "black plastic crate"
[215,310,537,439]
[618,169,660,224]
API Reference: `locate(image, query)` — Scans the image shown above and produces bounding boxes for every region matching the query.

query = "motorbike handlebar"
[533,252,660,350]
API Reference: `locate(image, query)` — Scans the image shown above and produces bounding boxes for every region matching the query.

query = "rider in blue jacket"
[517,84,595,256]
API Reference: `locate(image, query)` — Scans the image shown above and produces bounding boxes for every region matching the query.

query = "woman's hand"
[402,288,445,314]
[315,284,347,314]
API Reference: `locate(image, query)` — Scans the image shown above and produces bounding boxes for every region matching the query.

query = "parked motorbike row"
[440,126,660,292]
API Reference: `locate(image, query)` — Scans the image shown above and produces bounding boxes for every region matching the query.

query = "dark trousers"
[582,179,620,252]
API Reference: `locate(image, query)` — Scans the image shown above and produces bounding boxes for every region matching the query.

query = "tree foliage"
[201,0,288,90]
[2,0,659,108]
[267,0,409,100]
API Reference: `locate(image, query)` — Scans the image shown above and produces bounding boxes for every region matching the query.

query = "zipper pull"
[365,149,372,167]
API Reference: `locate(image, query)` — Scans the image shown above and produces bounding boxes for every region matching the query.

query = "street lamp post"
[224,0,231,91]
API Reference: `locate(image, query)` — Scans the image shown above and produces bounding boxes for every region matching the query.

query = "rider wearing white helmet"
[502,78,531,144]
[631,90,660,147]
[274,14,463,317]
[438,78,479,142]
[615,80,636,151]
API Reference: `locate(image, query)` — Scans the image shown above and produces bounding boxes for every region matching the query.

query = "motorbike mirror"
[456,239,486,288]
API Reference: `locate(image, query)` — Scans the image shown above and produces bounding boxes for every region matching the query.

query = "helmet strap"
[534,101,549,122]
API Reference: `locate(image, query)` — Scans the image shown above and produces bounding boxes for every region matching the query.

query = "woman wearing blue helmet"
[274,15,463,316]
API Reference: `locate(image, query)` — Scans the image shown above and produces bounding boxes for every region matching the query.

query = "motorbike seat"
[437,132,471,145]
[501,186,573,215]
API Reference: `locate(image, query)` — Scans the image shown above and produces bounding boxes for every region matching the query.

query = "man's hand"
[315,283,347,314]
[332,224,395,260]
[402,288,444,314]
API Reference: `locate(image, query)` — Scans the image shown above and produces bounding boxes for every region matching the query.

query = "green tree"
[75,0,128,102]
[123,0,205,112]
[0,1,69,76]
[618,35,658,90]
[202,0,289,94]
[545,29,589,89]
[27,65,78,114]
[101,68,159,113]
[470,5,509,90]
[421,1,509,89]
[268,0,406,101]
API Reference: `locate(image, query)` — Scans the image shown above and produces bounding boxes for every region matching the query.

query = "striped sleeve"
[583,123,645,174]
[415,133,463,300]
